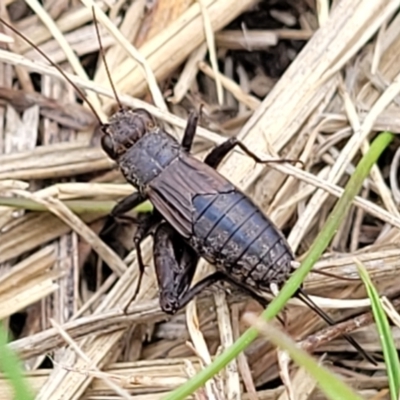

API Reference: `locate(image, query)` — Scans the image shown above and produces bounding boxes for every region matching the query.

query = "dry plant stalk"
[0,142,114,180]
[0,0,400,398]
[218,0,399,189]
[0,246,59,319]
[108,0,260,98]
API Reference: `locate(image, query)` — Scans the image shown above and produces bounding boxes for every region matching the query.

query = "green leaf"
[250,319,364,400]
[0,322,34,400]
[356,260,400,400]
[0,197,153,214]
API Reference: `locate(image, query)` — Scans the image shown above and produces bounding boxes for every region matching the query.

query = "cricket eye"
[101,135,117,160]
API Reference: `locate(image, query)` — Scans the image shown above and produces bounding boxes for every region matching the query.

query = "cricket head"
[101,108,156,160]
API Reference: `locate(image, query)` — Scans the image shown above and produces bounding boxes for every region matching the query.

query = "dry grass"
[0,0,400,399]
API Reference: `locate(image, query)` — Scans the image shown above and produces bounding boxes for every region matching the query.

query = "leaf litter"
[0,0,400,399]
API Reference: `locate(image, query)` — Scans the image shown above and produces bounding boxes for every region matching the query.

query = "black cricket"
[0,14,374,364]
[102,109,297,312]
[101,108,374,364]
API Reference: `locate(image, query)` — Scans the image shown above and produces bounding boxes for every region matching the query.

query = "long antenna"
[92,6,123,111]
[0,16,103,126]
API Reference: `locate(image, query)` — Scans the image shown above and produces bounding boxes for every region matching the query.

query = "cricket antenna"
[92,6,123,111]
[296,288,377,365]
[0,17,103,127]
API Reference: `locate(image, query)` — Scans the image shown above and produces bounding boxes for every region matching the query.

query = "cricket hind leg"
[168,271,231,311]
[153,222,199,314]
[152,223,286,324]
[152,222,263,313]
[164,265,284,322]
[296,288,377,365]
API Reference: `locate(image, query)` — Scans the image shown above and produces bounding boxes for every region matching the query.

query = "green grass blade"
[0,197,153,214]
[356,260,400,400]
[0,322,34,400]
[163,131,394,400]
[249,318,364,400]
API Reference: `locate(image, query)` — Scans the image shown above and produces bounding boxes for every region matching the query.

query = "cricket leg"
[176,271,271,309]
[111,192,147,216]
[127,210,163,309]
[153,222,273,314]
[153,224,285,324]
[296,288,376,365]
[172,267,289,325]
[172,270,277,314]
[173,271,228,310]
[153,222,199,314]
[181,110,199,152]
[101,191,148,237]
[99,192,151,297]
[204,137,303,169]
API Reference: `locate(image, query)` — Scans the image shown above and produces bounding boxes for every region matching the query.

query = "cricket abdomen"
[190,190,294,289]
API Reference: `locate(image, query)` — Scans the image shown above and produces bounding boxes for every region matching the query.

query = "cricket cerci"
[0,13,374,364]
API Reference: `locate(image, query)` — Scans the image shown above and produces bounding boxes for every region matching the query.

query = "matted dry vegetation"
[0,0,400,399]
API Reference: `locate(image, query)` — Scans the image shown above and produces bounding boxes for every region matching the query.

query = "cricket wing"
[146,154,234,238]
